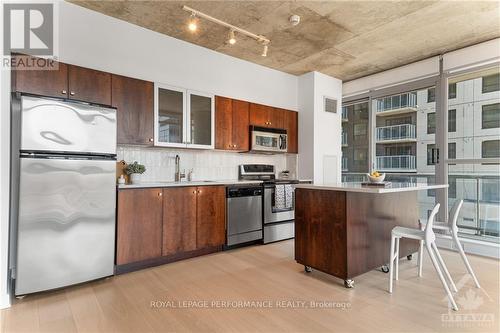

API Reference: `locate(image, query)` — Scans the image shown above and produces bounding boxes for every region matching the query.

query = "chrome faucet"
[174,155,185,182]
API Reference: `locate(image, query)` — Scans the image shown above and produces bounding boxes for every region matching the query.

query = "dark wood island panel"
[295,188,419,286]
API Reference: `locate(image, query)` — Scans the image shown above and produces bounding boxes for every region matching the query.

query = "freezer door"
[20,95,116,155]
[15,158,116,295]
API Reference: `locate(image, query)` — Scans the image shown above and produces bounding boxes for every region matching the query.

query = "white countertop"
[118,179,313,189]
[294,182,448,194]
[118,179,264,189]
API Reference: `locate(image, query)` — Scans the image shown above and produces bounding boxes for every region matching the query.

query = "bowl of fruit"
[367,171,385,183]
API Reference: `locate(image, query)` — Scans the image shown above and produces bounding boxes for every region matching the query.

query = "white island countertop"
[295,182,448,194]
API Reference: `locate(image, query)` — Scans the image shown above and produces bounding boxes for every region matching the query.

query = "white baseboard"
[436,236,500,259]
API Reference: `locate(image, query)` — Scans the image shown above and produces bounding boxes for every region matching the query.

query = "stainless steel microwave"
[250,126,287,153]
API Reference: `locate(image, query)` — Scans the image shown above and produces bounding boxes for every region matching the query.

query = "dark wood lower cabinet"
[116,188,163,265]
[116,186,226,274]
[162,187,197,256]
[196,186,226,248]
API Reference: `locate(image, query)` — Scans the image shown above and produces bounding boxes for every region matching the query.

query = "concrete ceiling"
[69,0,500,81]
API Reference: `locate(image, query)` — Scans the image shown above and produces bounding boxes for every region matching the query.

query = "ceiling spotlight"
[188,13,197,32]
[261,44,268,57]
[289,14,300,26]
[228,30,236,45]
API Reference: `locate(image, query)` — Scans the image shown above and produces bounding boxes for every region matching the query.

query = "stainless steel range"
[239,164,299,244]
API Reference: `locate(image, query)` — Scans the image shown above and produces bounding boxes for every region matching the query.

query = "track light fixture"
[228,30,236,45]
[188,13,197,32]
[261,43,268,57]
[182,5,270,56]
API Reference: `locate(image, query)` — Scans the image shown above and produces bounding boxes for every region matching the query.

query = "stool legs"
[395,238,400,281]
[389,235,396,293]
[452,232,481,288]
[426,243,458,311]
[432,242,458,292]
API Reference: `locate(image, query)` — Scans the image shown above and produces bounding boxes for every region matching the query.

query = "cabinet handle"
[61,90,67,94]
[148,138,153,142]
[158,192,162,197]
[233,144,237,148]
[70,91,75,96]
[193,190,196,194]
[228,144,232,148]
[197,190,201,194]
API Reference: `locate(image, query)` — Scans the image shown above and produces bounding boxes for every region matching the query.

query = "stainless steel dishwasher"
[226,185,263,247]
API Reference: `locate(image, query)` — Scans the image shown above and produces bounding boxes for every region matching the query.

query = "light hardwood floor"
[1,240,499,333]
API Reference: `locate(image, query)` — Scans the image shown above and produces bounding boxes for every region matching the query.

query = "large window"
[341,100,369,175]
[482,73,500,93]
[482,103,500,129]
[482,140,500,158]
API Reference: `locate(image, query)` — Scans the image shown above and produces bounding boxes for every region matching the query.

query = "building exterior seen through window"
[342,71,500,242]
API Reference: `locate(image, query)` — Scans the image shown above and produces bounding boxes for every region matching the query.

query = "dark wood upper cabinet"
[284,110,298,153]
[112,75,154,145]
[249,103,270,127]
[232,99,250,150]
[11,54,68,99]
[162,187,197,256]
[270,107,285,129]
[215,96,233,150]
[196,186,226,249]
[250,103,285,129]
[215,97,249,151]
[117,188,163,265]
[68,65,111,105]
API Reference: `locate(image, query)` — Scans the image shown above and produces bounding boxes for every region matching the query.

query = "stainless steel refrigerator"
[11,95,117,296]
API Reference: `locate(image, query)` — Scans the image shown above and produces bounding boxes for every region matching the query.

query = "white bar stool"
[389,203,459,311]
[418,200,480,288]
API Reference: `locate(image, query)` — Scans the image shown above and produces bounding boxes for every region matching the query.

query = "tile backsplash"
[117,146,298,182]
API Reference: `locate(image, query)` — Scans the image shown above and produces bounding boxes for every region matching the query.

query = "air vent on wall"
[324,97,337,113]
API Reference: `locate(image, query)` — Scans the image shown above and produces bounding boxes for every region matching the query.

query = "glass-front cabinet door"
[155,84,186,147]
[187,91,214,149]
[154,84,214,149]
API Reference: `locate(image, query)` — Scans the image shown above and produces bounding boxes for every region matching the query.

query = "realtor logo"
[3,3,53,55]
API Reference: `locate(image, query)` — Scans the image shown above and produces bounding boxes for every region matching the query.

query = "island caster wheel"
[381,265,389,273]
[344,279,354,288]
[304,266,312,273]
[407,254,413,260]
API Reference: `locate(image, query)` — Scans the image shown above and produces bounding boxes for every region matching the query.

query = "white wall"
[59,1,298,110]
[298,72,343,183]
[297,73,315,180]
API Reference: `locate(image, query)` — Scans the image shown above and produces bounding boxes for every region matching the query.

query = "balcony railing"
[341,106,348,121]
[376,155,416,171]
[375,92,417,113]
[376,124,416,142]
[342,132,347,146]
[342,157,348,171]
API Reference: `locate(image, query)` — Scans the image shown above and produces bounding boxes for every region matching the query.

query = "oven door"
[263,186,295,224]
[251,130,287,153]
